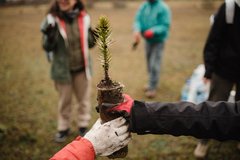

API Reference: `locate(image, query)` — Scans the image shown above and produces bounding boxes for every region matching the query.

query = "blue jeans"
[145,42,165,90]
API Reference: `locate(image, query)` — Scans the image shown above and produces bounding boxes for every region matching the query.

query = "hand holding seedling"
[84,117,131,156]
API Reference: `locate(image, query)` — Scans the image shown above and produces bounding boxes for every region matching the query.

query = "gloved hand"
[143,29,154,39]
[107,94,134,114]
[84,117,131,156]
[95,94,134,114]
[42,24,57,42]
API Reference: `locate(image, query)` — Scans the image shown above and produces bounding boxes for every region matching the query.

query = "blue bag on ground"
[181,64,210,104]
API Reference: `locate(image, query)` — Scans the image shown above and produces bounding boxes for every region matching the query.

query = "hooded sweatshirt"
[133,0,171,43]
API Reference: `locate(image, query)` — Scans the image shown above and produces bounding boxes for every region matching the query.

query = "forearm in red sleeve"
[50,136,96,160]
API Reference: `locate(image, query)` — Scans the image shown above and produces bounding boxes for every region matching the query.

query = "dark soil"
[97,79,127,159]
[97,78,124,120]
[97,79,120,89]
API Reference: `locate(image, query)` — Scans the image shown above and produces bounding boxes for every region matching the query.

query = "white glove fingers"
[85,117,131,157]
[97,134,131,156]
[109,117,127,128]
[121,134,132,146]
[117,132,131,142]
[111,135,132,154]
[115,124,129,136]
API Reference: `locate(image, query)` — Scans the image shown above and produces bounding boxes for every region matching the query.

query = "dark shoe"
[79,127,88,137]
[54,128,71,143]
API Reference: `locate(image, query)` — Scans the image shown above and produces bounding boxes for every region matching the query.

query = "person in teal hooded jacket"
[133,0,171,98]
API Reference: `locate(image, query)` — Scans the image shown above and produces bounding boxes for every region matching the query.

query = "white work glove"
[84,117,131,156]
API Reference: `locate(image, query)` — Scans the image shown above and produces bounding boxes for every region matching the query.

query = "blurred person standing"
[41,0,95,142]
[194,0,240,158]
[133,0,171,98]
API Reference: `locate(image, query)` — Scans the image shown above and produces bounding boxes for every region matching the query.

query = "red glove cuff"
[108,94,134,114]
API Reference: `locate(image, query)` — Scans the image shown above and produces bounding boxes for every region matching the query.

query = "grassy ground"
[1,1,240,160]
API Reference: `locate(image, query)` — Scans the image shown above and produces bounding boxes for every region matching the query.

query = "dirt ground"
[1,0,240,160]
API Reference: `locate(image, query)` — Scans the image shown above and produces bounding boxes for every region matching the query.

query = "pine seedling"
[95,16,127,159]
[95,15,114,84]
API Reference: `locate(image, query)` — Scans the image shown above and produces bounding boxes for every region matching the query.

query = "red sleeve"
[50,136,96,160]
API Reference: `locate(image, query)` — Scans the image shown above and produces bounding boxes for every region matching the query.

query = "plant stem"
[95,15,113,83]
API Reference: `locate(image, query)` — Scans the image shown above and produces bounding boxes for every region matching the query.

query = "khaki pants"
[208,72,240,102]
[54,71,91,131]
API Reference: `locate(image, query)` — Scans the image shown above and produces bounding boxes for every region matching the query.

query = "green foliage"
[95,15,113,81]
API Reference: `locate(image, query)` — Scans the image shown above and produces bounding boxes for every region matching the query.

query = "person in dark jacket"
[102,94,240,142]
[195,0,240,158]
[41,0,96,142]
[52,94,240,159]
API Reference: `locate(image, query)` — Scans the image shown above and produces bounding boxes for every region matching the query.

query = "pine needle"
[95,15,114,82]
